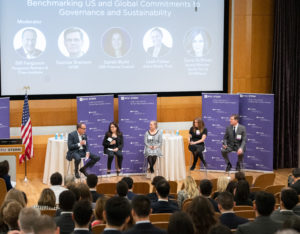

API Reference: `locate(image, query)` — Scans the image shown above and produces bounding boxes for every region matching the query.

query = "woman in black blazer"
[102,122,124,175]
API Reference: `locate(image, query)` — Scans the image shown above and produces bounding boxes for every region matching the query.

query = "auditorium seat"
[245,175,253,186]
[234,210,255,220]
[0,178,7,207]
[96,183,116,195]
[152,221,169,230]
[149,213,172,222]
[233,205,253,211]
[250,187,262,193]
[132,182,150,194]
[253,173,275,189]
[210,178,218,193]
[40,209,56,217]
[168,181,178,194]
[182,198,193,211]
[264,184,285,194]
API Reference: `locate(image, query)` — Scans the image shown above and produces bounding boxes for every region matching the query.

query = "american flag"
[20,94,33,163]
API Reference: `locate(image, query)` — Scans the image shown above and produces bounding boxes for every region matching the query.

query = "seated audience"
[121,177,136,200]
[289,168,300,195]
[186,196,218,234]
[3,200,23,231]
[86,174,103,203]
[67,184,81,202]
[208,224,232,234]
[147,176,166,203]
[72,200,93,234]
[76,183,93,203]
[225,181,237,195]
[0,160,13,191]
[103,197,131,234]
[199,179,219,212]
[33,188,57,210]
[177,176,200,209]
[33,215,59,234]
[50,172,67,204]
[235,171,246,181]
[168,211,194,234]
[116,181,129,198]
[271,188,299,224]
[236,191,281,234]
[18,207,41,234]
[212,176,230,200]
[54,190,76,234]
[91,196,109,227]
[124,195,166,234]
[4,189,26,207]
[64,174,75,187]
[151,180,179,213]
[217,192,248,229]
[282,216,300,233]
[234,180,253,206]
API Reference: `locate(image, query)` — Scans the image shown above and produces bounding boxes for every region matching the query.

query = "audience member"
[217,192,248,229]
[76,183,93,202]
[177,176,200,209]
[116,181,129,198]
[236,191,281,234]
[122,177,136,200]
[167,211,194,234]
[234,180,253,206]
[91,196,109,227]
[33,215,58,234]
[103,197,131,234]
[212,176,230,200]
[208,224,232,234]
[186,196,218,234]
[86,174,103,202]
[72,200,93,234]
[271,188,299,224]
[4,189,26,207]
[64,174,75,187]
[235,171,246,181]
[151,181,179,213]
[50,172,67,204]
[67,184,81,201]
[3,200,23,231]
[289,168,300,194]
[124,195,166,234]
[0,160,13,191]
[33,188,57,210]
[18,207,41,234]
[54,190,76,234]
[225,181,237,195]
[147,176,166,202]
[199,179,219,212]
[282,216,300,232]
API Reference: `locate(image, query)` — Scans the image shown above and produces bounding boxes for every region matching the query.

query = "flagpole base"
[24,176,28,182]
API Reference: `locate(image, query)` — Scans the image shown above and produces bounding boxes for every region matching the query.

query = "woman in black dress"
[102,122,124,175]
[189,117,207,170]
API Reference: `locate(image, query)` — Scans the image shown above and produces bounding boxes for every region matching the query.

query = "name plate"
[0,147,23,153]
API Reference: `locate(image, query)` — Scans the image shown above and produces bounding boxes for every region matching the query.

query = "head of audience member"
[4,189,26,207]
[116,181,128,197]
[86,174,98,189]
[0,160,10,177]
[280,188,299,210]
[67,184,81,201]
[59,190,76,212]
[291,168,300,181]
[168,211,194,234]
[254,191,275,217]
[131,195,151,221]
[156,180,170,199]
[151,176,166,192]
[76,183,92,202]
[282,216,300,233]
[225,181,237,195]
[230,114,239,126]
[18,207,40,234]
[199,179,213,197]
[64,174,75,187]
[94,196,109,223]
[21,29,38,54]
[216,176,230,193]
[187,196,217,234]
[121,177,134,191]
[50,172,63,186]
[64,28,84,58]
[2,200,23,230]
[234,180,250,203]
[72,200,93,228]
[33,215,58,234]
[181,176,199,198]
[217,192,234,213]
[104,197,131,230]
[208,224,232,234]
[235,171,246,181]
[38,188,56,208]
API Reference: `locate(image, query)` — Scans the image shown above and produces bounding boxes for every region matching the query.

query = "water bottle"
[55,133,58,140]
[60,133,63,140]
[176,130,179,136]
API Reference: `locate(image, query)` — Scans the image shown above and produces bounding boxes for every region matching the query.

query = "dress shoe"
[190,166,195,171]
[79,167,88,177]
[225,163,232,172]
[75,171,80,179]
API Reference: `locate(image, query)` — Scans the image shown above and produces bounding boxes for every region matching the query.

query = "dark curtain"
[272,0,300,168]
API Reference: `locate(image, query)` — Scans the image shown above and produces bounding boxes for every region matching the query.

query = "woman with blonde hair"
[33,188,57,210]
[212,176,230,199]
[177,176,200,209]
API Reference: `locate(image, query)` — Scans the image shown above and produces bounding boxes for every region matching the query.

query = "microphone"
[82,134,86,140]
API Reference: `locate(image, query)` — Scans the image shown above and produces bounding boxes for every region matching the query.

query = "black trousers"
[107,150,123,170]
[188,144,206,167]
[221,146,244,165]
[73,150,100,172]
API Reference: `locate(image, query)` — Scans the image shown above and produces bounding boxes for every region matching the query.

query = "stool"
[155,156,164,176]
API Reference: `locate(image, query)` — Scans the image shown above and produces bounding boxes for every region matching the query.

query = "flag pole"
[23,86,30,182]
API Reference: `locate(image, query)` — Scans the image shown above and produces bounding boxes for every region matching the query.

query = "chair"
[245,175,253,186]
[210,178,218,193]
[152,222,169,230]
[233,206,253,211]
[40,209,56,217]
[264,185,285,194]
[0,178,7,207]
[274,192,281,204]
[96,183,116,195]
[168,181,178,194]
[234,210,256,219]
[169,193,178,200]
[253,173,275,189]
[250,187,262,193]
[92,224,106,234]
[182,198,193,211]
[133,182,150,194]
[149,213,172,222]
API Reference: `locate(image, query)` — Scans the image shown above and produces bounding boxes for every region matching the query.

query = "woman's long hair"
[234,180,250,202]
[216,176,230,193]
[192,117,205,133]
[38,188,56,208]
[181,176,200,199]
[107,122,122,137]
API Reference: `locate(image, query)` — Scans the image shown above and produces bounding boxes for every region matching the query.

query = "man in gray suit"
[66,123,100,178]
[221,114,247,172]
[236,191,281,234]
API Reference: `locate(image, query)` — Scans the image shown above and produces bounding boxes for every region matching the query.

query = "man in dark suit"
[151,180,179,214]
[124,195,166,234]
[86,174,103,203]
[218,192,248,229]
[66,123,100,178]
[289,168,300,195]
[236,191,281,234]
[221,114,247,172]
[122,177,136,200]
[271,188,299,224]
[16,28,42,59]
[102,197,131,234]
[72,200,93,234]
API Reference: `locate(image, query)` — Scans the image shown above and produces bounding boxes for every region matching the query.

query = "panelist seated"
[102,122,124,175]
[66,123,100,179]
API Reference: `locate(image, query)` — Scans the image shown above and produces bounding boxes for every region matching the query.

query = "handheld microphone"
[82,134,86,140]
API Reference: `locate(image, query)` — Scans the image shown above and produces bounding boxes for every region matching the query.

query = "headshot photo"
[143,27,173,58]
[102,28,131,58]
[58,27,89,58]
[184,28,211,58]
[14,27,46,59]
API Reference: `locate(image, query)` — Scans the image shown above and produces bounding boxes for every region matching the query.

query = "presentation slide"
[0,0,225,95]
